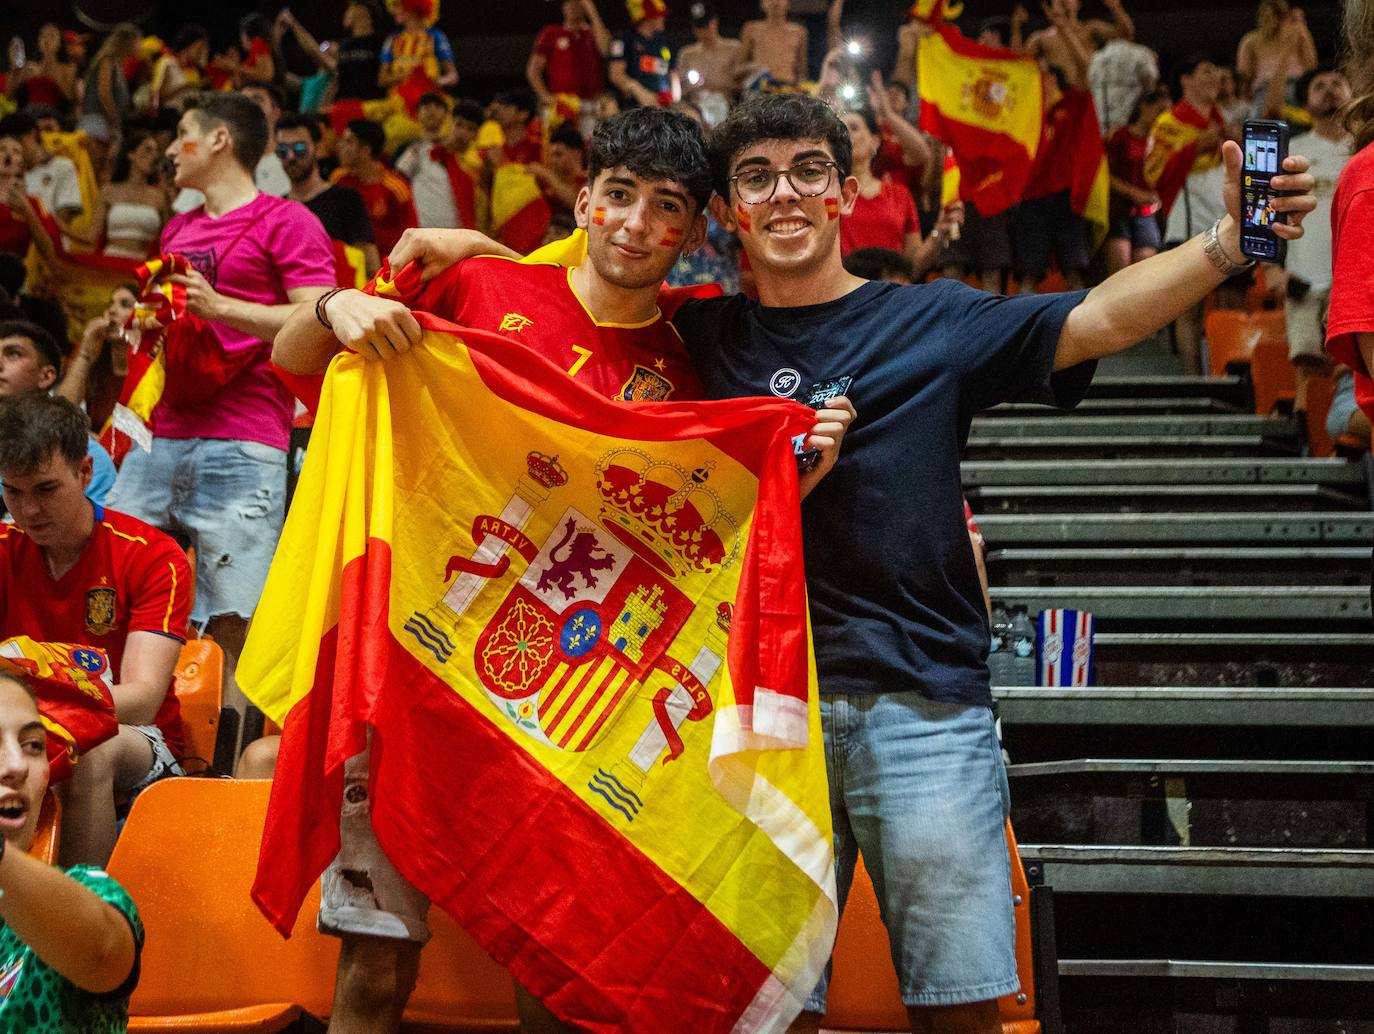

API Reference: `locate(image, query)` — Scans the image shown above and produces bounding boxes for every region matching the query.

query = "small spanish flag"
[591,206,607,225]
[735,203,752,231]
[658,225,684,247]
[823,198,839,221]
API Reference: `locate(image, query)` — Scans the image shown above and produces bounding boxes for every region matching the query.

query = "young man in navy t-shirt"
[665,93,1317,1033]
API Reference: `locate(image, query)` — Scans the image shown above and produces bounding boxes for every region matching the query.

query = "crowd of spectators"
[0,0,1368,1026]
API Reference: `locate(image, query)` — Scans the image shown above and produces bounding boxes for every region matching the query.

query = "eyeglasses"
[275,142,311,159]
[728,160,838,204]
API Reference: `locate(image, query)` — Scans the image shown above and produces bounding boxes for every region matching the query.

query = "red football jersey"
[0,507,192,754]
[416,256,706,401]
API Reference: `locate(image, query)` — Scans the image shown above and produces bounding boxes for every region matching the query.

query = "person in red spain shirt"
[528,0,611,112]
[0,393,191,868]
[273,106,854,1034]
[331,118,419,256]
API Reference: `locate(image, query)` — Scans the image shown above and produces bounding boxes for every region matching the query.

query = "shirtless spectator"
[679,3,745,112]
[741,0,809,86]
[1029,0,1134,87]
[331,118,418,256]
[0,392,191,866]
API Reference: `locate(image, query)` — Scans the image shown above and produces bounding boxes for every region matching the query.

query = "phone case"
[1240,119,1290,264]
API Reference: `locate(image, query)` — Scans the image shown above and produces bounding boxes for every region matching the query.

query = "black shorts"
[1014,189,1090,281]
[940,201,1013,274]
[1108,213,1163,252]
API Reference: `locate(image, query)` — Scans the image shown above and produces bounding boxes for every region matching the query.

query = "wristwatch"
[1203,218,1256,277]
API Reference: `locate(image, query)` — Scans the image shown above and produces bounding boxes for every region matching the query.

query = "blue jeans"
[108,437,286,624]
[805,691,1018,1011]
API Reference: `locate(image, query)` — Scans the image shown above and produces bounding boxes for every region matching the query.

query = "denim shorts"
[107,437,286,624]
[804,691,1017,1011]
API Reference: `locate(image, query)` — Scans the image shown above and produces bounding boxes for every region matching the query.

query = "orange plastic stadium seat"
[1205,309,1287,377]
[822,821,1040,1034]
[1304,372,1336,457]
[1251,339,1298,415]
[173,639,223,769]
[107,778,519,1033]
[29,790,60,863]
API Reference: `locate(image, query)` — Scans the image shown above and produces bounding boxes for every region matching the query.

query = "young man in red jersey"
[274,106,852,1034]
[0,393,191,867]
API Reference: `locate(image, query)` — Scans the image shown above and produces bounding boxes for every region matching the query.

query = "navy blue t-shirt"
[674,279,1094,706]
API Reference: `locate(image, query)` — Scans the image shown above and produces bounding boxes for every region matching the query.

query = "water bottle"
[1009,606,1037,686]
[988,605,1012,687]
[7,37,24,72]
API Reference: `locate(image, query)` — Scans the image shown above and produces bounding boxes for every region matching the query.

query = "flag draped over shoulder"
[918,25,1042,217]
[0,638,118,783]
[1144,102,1219,216]
[490,163,553,254]
[239,318,837,1033]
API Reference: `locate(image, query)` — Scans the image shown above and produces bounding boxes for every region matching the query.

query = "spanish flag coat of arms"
[241,315,837,1032]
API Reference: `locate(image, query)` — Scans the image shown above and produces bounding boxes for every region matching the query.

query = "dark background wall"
[3,0,1345,99]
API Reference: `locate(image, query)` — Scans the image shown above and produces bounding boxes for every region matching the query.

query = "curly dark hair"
[588,107,713,213]
[709,92,853,200]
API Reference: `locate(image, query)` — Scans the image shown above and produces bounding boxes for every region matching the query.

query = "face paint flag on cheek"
[592,206,607,226]
[824,198,839,221]
[658,225,684,248]
[735,203,752,232]
[180,141,197,155]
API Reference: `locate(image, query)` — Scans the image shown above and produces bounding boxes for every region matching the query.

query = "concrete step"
[961,456,1367,488]
[1089,632,1374,688]
[1018,844,1374,896]
[986,546,1371,587]
[988,397,1245,417]
[968,483,1367,514]
[994,686,1374,728]
[990,585,1371,624]
[1057,958,1374,981]
[1085,375,1247,405]
[965,435,1298,460]
[969,414,1296,439]
[976,511,1374,546]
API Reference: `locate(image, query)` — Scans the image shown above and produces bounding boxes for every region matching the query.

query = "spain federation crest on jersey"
[85,586,117,636]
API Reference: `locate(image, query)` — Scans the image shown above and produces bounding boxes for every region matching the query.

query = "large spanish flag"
[239,319,837,1032]
[1143,101,1221,216]
[918,24,1042,217]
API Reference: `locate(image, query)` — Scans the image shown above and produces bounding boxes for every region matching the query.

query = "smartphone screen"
[1240,120,1288,263]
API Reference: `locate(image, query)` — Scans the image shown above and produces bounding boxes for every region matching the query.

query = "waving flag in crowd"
[0,638,118,783]
[917,24,1042,217]
[239,318,837,1032]
[1144,100,1223,215]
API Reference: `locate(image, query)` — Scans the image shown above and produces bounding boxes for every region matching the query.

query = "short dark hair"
[0,392,89,477]
[1295,64,1344,107]
[346,118,387,158]
[494,88,537,120]
[1173,53,1217,95]
[186,93,270,171]
[0,319,62,372]
[843,247,913,283]
[550,123,585,151]
[0,254,24,299]
[710,93,853,199]
[417,91,449,110]
[172,25,209,53]
[277,112,323,142]
[452,99,485,125]
[843,106,879,135]
[242,80,286,115]
[1128,84,1171,124]
[588,107,713,213]
[0,112,36,141]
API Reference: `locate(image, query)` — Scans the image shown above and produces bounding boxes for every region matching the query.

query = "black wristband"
[315,288,346,331]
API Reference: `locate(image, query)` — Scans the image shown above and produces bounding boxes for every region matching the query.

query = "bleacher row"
[971,299,1374,1030]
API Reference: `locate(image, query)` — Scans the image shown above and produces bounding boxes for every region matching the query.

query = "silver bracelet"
[1203,218,1255,277]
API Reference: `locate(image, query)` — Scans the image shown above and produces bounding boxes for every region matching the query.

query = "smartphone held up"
[1240,118,1290,264]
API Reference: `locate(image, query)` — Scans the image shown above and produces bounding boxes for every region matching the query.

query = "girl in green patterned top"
[0,673,142,1032]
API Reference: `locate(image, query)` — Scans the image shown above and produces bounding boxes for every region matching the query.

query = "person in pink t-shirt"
[106,93,334,714]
